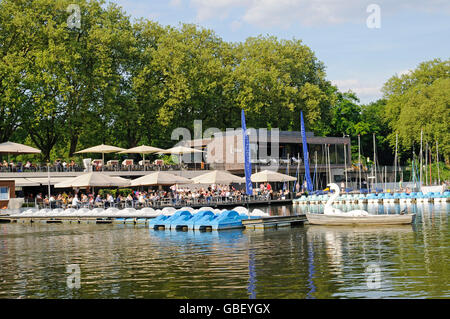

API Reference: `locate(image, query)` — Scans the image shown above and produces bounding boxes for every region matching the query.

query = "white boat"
[306,183,415,226]
[306,212,415,225]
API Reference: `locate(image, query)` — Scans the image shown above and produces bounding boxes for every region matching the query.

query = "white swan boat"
[306,183,415,226]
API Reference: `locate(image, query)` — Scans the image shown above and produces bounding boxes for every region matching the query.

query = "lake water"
[0,203,448,299]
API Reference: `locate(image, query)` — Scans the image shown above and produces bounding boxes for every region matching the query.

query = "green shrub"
[117,188,134,197]
[98,188,118,198]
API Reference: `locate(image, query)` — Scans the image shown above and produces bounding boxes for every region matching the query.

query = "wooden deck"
[1,213,308,230]
[242,214,307,230]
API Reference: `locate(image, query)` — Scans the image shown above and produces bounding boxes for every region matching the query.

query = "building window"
[0,187,9,200]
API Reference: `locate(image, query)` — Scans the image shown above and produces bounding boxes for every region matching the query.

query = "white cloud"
[332,78,382,102]
[230,20,243,31]
[397,69,412,76]
[169,0,183,8]
[189,0,450,28]
[191,0,247,21]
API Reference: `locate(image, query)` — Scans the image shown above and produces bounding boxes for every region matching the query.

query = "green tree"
[233,36,334,133]
[382,59,450,164]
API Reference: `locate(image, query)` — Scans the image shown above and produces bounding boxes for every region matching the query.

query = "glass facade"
[277,143,346,164]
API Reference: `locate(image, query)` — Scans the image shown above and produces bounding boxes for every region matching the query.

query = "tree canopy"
[0,0,448,168]
[382,59,449,163]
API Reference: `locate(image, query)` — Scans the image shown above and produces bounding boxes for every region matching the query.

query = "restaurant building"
[183,129,351,189]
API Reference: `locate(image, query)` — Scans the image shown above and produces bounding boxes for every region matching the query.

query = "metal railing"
[0,163,212,173]
[27,193,294,210]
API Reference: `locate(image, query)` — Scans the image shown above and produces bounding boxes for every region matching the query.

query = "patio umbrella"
[251,170,297,183]
[118,145,166,170]
[74,144,125,170]
[54,172,130,188]
[157,146,204,154]
[0,141,41,155]
[191,170,244,185]
[130,171,191,186]
[157,146,204,168]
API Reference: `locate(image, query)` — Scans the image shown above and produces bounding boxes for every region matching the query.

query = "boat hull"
[306,213,415,226]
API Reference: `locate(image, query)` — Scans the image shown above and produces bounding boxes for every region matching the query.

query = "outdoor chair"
[121,159,133,170]
[138,160,150,167]
[83,158,92,172]
[92,159,103,171]
[106,160,119,171]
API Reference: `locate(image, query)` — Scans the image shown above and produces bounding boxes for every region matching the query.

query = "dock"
[0,213,308,230]
[0,216,143,225]
[242,215,307,230]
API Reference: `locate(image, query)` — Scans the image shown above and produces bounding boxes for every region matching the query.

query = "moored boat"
[306,212,415,226]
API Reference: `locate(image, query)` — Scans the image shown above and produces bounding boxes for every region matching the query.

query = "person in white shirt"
[72,195,79,208]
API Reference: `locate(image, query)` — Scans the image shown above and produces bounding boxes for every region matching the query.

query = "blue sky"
[111,0,449,104]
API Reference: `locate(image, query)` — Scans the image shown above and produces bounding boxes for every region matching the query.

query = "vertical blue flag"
[241,109,253,195]
[301,111,313,192]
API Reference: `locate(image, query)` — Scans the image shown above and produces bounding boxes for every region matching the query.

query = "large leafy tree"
[2,0,135,160]
[7,0,441,168]
[233,36,334,133]
[142,24,234,146]
[382,59,450,163]
[0,0,46,143]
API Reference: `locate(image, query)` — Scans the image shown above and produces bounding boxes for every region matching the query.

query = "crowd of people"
[0,159,79,172]
[0,158,194,172]
[27,182,292,209]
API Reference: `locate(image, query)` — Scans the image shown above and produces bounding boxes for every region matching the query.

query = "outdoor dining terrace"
[29,193,294,210]
[0,160,210,173]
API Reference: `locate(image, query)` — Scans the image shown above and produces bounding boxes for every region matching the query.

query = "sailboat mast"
[315,151,318,191]
[328,144,332,184]
[429,145,432,186]
[358,134,361,190]
[436,141,440,185]
[344,142,348,190]
[373,133,377,188]
[419,129,423,187]
[425,141,428,185]
[394,133,398,190]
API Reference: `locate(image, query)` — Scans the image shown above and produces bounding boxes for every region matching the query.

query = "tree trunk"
[69,134,79,157]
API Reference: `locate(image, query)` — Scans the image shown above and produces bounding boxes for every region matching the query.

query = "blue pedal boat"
[195,210,248,231]
[160,210,192,230]
[184,210,216,230]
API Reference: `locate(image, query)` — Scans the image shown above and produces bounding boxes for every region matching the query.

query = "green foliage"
[0,0,447,173]
[159,154,177,165]
[117,188,133,197]
[1,0,339,159]
[98,188,136,198]
[383,59,450,163]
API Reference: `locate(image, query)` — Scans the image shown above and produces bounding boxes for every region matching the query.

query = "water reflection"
[0,203,448,299]
[291,202,427,216]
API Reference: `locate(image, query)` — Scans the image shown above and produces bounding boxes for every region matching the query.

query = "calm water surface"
[0,203,448,298]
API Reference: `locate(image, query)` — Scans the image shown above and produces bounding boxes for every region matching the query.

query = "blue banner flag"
[301,111,313,192]
[241,109,253,195]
